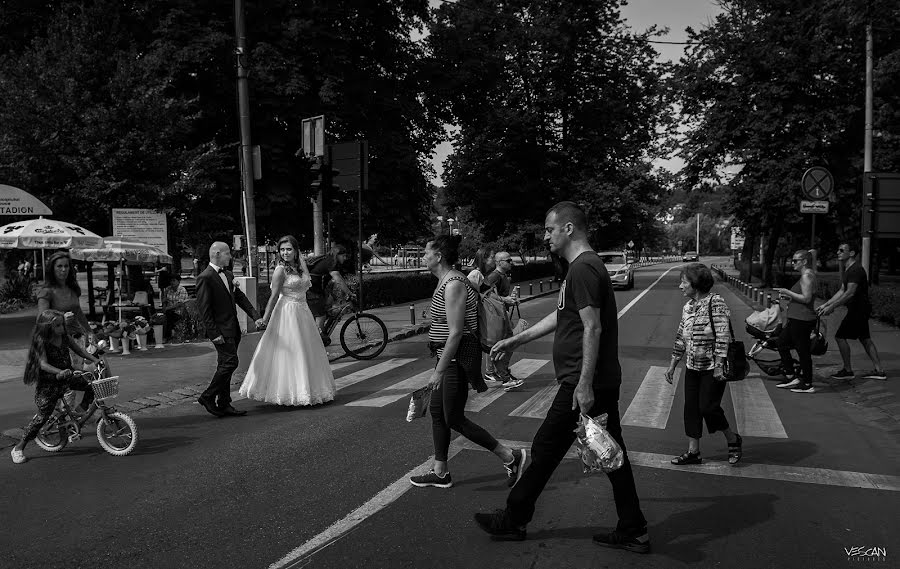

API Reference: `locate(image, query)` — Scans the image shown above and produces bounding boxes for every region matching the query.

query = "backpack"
[306,254,332,293]
[464,280,512,352]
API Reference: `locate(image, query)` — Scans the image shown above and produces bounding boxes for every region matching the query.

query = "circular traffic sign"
[801,167,834,200]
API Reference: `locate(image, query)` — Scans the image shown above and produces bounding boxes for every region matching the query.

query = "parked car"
[597,251,634,290]
[682,251,699,262]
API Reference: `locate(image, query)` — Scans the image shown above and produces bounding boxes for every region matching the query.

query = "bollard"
[529,283,533,295]
[410,305,416,325]
[767,294,773,308]
[539,280,544,292]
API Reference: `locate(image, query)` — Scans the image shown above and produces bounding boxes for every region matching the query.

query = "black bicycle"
[321,300,388,360]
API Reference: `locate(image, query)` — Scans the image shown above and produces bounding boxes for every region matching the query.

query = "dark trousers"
[203,336,240,407]
[778,318,816,384]
[431,360,499,462]
[683,368,730,439]
[507,382,646,534]
[22,376,93,442]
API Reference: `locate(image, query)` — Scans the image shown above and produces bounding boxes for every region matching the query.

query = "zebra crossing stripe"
[466,358,551,412]
[345,369,433,408]
[729,374,788,438]
[508,379,560,419]
[623,366,681,429]
[330,361,358,373]
[334,358,417,391]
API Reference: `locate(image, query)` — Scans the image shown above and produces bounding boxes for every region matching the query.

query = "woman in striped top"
[410,235,526,490]
[664,263,743,466]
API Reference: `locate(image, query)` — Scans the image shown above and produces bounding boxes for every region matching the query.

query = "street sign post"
[800,167,834,256]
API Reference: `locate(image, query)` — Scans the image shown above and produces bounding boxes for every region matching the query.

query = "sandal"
[728,434,743,465]
[671,451,702,465]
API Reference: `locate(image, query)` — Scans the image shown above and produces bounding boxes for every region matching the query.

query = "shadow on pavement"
[645,492,778,564]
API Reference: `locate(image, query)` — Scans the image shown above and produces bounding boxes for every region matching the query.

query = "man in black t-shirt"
[474,201,649,553]
[817,242,886,380]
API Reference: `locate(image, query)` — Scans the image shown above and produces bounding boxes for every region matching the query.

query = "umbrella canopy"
[0,218,103,249]
[70,238,172,264]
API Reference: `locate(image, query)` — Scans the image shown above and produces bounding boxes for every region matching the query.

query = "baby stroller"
[744,303,799,377]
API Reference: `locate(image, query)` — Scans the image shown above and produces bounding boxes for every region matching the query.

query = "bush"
[0,272,35,302]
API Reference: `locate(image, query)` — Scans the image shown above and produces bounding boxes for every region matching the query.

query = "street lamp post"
[447,218,455,236]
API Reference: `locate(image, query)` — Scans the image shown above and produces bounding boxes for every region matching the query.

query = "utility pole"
[234,0,257,277]
[862,23,874,279]
[696,212,701,255]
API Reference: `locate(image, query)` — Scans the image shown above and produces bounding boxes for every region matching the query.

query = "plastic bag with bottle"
[573,413,624,474]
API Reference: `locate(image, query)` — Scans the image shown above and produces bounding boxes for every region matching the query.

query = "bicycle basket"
[90,376,120,400]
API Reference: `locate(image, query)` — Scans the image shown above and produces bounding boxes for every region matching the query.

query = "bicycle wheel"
[340,313,388,360]
[35,416,67,452]
[96,411,138,456]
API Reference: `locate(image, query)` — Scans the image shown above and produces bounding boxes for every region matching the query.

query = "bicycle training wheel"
[340,313,388,360]
[96,411,138,456]
[35,416,67,452]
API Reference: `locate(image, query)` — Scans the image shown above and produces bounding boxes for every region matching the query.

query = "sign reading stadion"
[0,184,53,216]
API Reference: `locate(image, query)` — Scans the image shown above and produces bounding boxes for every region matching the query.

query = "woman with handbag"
[664,263,743,466]
[772,250,819,393]
[410,235,527,489]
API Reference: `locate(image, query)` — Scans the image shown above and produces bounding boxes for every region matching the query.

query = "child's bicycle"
[33,358,138,457]
[320,298,388,360]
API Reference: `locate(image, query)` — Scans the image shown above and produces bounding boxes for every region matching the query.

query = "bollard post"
[767,294,773,308]
[529,283,533,295]
[539,280,544,292]
[410,305,415,325]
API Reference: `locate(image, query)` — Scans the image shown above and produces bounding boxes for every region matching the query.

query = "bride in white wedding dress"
[239,235,336,406]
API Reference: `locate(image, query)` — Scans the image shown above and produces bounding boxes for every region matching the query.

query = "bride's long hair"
[276,235,302,274]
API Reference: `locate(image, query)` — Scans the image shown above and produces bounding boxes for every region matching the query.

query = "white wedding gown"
[239,270,336,406]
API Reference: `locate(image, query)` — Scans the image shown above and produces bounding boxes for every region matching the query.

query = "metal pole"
[862,23,874,279]
[358,141,368,309]
[234,0,257,278]
[696,212,700,255]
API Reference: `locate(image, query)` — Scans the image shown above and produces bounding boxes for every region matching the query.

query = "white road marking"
[623,366,681,429]
[617,266,679,319]
[509,379,560,419]
[466,358,550,412]
[729,375,788,438]
[455,438,900,491]
[268,439,468,569]
[330,361,359,373]
[334,358,416,390]
[345,369,432,408]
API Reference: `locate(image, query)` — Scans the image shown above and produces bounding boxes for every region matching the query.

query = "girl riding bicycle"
[11,309,101,464]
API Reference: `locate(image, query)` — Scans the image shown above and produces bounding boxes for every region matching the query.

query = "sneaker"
[502,378,525,391]
[483,372,502,383]
[862,370,887,380]
[409,470,452,488]
[593,529,651,554]
[10,448,26,464]
[830,369,855,379]
[790,384,816,393]
[473,509,526,541]
[776,378,801,389]
[504,449,527,488]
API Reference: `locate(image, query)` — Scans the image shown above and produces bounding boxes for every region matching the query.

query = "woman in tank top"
[409,235,526,490]
[773,250,818,393]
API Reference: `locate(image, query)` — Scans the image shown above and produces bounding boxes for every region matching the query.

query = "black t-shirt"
[485,269,512,296]
[553,251,622,388]
[843,262,869,312]
[307,255,337,293]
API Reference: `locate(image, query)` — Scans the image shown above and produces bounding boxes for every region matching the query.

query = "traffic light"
[309,155,342,213]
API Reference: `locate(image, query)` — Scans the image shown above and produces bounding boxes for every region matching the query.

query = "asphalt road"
[1,260,897,569]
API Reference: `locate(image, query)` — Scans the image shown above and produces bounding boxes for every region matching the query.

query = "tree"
[425,0,671,244]
[672,0,900,284]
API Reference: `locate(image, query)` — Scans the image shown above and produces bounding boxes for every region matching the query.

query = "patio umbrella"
[0,218,104,282]
[70,238,173,321]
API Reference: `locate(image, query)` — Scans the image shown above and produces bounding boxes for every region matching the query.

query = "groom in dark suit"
[195,241,261,417]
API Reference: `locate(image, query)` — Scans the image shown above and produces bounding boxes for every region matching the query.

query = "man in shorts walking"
[817,242,886,380]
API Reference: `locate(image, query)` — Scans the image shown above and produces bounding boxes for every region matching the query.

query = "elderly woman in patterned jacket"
[664,263,743,466]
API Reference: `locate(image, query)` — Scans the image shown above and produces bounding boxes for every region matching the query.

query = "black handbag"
[708,296,750,382]
[809,317,828,356]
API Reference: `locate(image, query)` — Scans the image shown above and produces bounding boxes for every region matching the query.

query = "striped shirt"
[672,293,731,371]
[429,273,478,351]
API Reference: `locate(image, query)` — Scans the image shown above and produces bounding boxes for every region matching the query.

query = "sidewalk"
[711,262,900,432]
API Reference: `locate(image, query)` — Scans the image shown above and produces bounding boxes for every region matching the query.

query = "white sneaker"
[10,448,26,464]
[776,378,801,389]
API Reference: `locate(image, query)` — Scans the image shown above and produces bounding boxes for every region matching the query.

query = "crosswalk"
[234,356,793,438]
